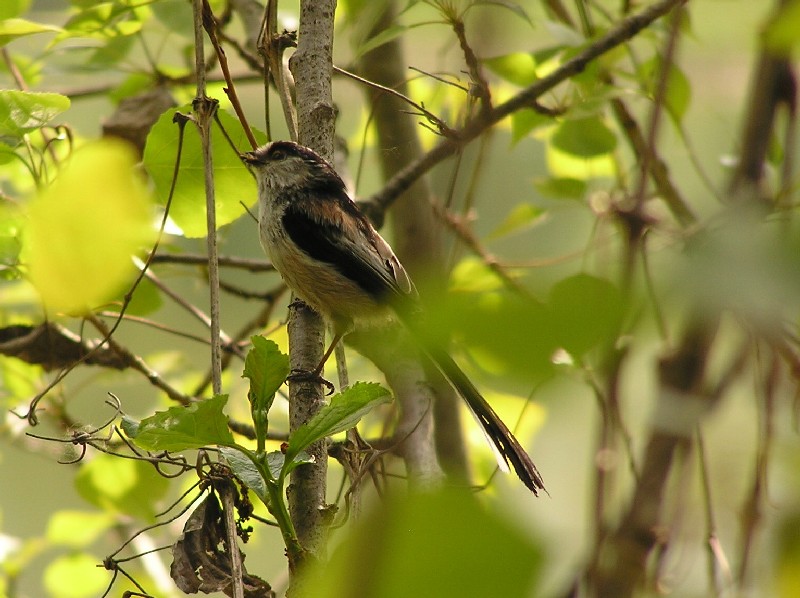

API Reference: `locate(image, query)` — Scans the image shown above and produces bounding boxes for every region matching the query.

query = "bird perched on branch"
[242,140,545,495]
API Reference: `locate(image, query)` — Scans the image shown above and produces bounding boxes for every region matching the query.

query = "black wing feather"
[281,198,401,304]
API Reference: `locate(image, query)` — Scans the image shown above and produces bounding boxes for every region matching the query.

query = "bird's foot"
[287,369,335,395]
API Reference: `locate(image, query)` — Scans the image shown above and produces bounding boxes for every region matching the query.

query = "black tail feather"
[424,344,546,495]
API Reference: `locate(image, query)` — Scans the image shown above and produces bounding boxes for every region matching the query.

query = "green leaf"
[484,52,537,87]
[488,203,545,240]
[74,453,169,519]
[55,2,143,42]
[548,274,623,357]
[303,488,543,598]
[533,176,586,200]
[124,394,235,451]
[0,199,23,274]
[449,257,505,293]
[25,139,155,313]
[425,289,557,380]
[220,446,269,502]
[151,0,194,37]
[0,0,31,20]
[46,511,113,548]
[143,106,264,237]
[511,108,551,143]
[765,0,800,53]
[640,57,691,124]
[286,383,392,460]
[44,553,108,598]
[0,17,61,45]
[0,90,70,137]
[243,336,290,415]
[551,116,617,157]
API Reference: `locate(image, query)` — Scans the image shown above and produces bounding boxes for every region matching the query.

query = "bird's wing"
[281,192,417,310]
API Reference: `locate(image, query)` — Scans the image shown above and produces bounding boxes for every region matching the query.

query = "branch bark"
[355,0,452,484]
[283,0,337,580]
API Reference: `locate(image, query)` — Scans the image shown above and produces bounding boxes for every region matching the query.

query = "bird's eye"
[269,149,286,161]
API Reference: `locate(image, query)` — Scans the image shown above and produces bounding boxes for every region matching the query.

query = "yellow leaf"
[26,139,154,313]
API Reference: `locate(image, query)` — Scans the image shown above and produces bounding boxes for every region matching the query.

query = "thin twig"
[365,0,689,216]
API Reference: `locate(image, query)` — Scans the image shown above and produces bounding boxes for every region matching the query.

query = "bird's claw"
[287,369,335,395]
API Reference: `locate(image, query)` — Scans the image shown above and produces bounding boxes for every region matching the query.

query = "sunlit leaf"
[0,90,70,137]
[449,257,505,294]
[44,552,108,598]
[546,143,615,180]
[286,382,392,460]
[484,52,537,87]
[46,511,113,548]
[55,2,143,42]
[25,139,154,313]
[243,336,290,416]
[0,17,61,45]
[74,453,169,520]
[143,105,264,237]
[123,394,235,451]
[551,116,616,157]
[511,108,551,143]
[0,0,31,20]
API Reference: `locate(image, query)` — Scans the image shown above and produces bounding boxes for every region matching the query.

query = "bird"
[242,140,545,495]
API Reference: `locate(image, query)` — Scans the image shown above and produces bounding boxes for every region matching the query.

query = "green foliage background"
[2,0,800,597]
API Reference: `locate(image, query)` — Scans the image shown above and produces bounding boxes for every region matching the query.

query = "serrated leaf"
[25,139,154,313]
[286,383,392,459]
[243,336,289,413]
[125,394,235,451]
[551,116,616,157]
[0,18,61,46]
[488,203,545,240]
[0,90,70,137]
[143,106,265,237]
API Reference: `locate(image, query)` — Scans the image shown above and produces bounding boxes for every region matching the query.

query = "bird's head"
[242,141,342,194]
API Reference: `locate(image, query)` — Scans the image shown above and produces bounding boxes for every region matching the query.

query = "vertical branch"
[191,0,223,397]
[356,0,452,483]
[283,0,337,569]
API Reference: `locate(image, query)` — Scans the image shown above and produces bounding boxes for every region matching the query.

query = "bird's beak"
[241,151,259,166]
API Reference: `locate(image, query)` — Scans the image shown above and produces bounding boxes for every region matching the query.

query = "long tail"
[424,344,546,495]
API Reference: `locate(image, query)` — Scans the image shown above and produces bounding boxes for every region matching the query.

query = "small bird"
[242,140,545,495]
